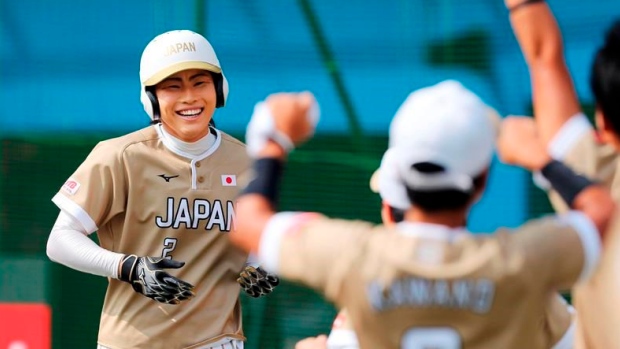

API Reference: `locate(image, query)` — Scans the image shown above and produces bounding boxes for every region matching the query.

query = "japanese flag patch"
[221,175,237,186]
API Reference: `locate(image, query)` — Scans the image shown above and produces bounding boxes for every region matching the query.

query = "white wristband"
[245,102,295,158]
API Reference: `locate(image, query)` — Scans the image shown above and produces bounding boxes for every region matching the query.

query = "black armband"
[240,158,284,207]
[508,0,544,13]
[541,160,595,208]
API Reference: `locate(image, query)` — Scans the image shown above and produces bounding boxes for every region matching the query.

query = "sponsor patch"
[62,179,81,195]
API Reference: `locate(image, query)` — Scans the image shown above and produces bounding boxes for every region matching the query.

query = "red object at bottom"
[0,303,51,349]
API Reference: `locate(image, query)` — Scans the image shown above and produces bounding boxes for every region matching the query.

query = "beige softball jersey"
[258,213,599,349]
[53,125,250,349]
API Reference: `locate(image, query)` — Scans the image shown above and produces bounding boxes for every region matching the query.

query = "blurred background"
[1,0,618,348]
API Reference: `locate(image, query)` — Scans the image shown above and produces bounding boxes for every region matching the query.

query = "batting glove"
[237,265,280,298]
[119,255,195,305]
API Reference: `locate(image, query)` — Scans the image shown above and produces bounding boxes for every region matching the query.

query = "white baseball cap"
[373,80,498,209]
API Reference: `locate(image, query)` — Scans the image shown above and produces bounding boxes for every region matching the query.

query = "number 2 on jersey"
[401,327,461,349]
[161,238,178,259]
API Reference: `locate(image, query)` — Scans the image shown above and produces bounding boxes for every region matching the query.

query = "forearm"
[233,195,275,254]
[231,140,286,253]
[507,0,562,65]
[572,186,616,235]
[539,160,616,235]
[507,0,581,146]
[47,211,124,278]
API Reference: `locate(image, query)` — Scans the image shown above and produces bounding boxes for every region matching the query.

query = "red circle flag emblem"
[221,175,237,186]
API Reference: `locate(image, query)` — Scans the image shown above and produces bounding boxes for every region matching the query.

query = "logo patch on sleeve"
[62,179,81,195]
[221,175,237,186]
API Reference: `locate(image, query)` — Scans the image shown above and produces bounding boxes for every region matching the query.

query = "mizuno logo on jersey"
[158,174,179,182]
[156,198,235,231]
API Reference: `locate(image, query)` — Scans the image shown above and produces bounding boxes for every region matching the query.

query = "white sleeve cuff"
[559,211,602,283]
[245,253,260,268]
[548,113,592,160]
[258,212,301,274]
[52,193,98,234]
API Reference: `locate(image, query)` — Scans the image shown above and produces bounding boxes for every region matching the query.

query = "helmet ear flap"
[140,85,161,122]
[145,86,160,121]
[214,72,228,108]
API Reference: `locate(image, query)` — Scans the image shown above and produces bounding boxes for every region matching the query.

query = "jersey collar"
[396,221,468,241]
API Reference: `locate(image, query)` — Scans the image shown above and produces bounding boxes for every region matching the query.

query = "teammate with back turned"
[296,107,577,349]
[46,30,277,349]
[504,0,620,347]
[230,81,614,349]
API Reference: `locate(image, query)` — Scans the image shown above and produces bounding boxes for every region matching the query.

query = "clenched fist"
[245,92,320,157]
[497,116,550,170]
[265,92,318,146]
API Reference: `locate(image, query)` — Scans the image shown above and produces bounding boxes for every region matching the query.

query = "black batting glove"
[119,255,195,305]
[237,265,280,298]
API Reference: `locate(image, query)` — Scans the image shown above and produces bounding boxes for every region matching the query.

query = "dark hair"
[590,20,620,133]
[388,206,405,223]
[405,162,486,212]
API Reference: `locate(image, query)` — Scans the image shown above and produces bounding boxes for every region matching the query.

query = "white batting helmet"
[139,30,229,121]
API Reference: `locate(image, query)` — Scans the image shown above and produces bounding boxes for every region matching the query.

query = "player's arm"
[499,116,616,235]
[231,93,374,295]
[499,116,615,290]
[505,0,581,147]
[501,129,613,289]
[507,0,618,200]
[231,92,318,254]
[47,210,195,305]
[47,210,124,278]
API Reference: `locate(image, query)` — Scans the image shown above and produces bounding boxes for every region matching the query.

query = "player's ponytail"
[590,20,620,133]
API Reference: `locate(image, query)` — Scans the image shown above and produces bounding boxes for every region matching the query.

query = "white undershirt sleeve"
[246,253,261,268]
[46,210,124,279]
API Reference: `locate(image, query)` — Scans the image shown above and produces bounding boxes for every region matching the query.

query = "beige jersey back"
[328,278,574,349]
[545,114,620,348]
[265,214,599,349]
[52,125,250,349]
